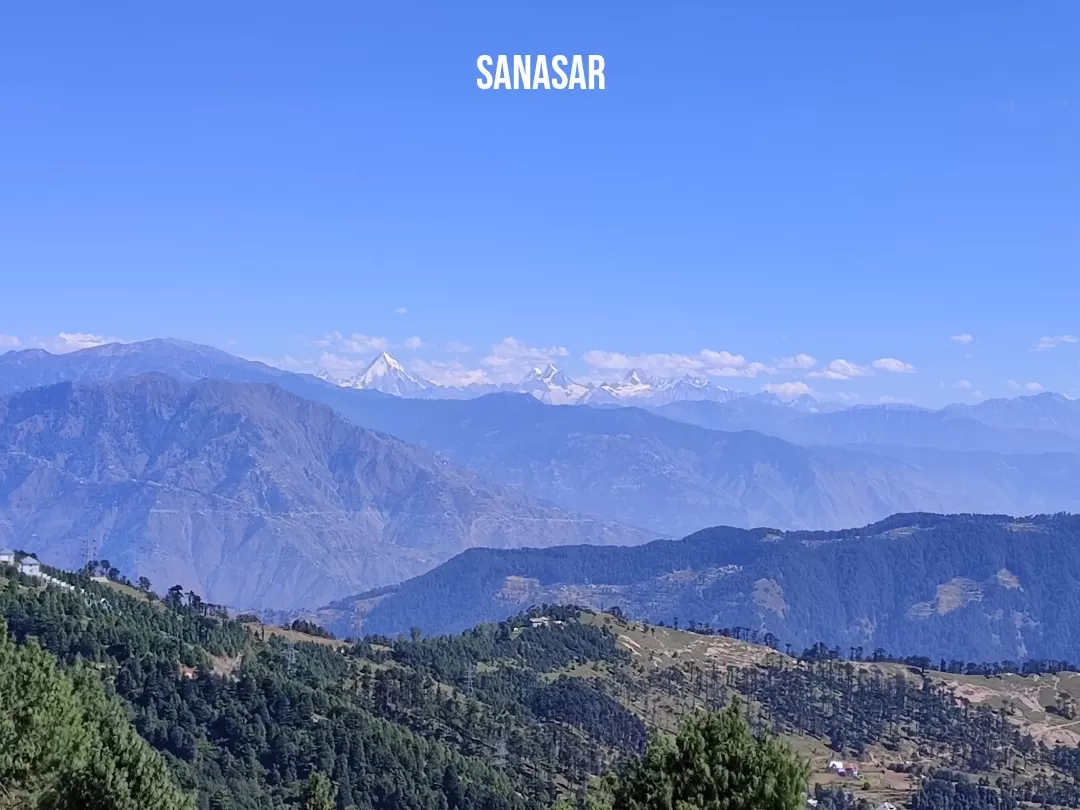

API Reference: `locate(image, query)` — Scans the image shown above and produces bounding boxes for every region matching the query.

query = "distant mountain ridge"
[0,375,646,611]
[309,512,1080,663]
[6,340,1080,540]
[300,389,1080,536]
[322,350,767,406]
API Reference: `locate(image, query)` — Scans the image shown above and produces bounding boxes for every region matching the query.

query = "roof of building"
[20,556,40,564]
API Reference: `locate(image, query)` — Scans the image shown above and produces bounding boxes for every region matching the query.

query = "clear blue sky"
[1,2,1077,404]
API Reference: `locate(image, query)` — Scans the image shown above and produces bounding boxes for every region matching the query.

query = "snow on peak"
[339,352,431,396]
[516,364,588,404]
[623,368,653,387]
[361,351,406,380]
[523,364,561,384]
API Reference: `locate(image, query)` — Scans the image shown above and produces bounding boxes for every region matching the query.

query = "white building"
[0,549,15,565]
[18,556,41,577]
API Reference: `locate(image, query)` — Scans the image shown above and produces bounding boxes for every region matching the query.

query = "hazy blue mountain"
[7,340,1080,538]
[775,404,1080,454]
[0,338,315,393]
[655,400,1080,454]
[946,392,1080,439]
[313,391,971,535]
[305,390,1080,536]
[652,397,812,434]
[0,376,646,611]
[311,512,1080,662]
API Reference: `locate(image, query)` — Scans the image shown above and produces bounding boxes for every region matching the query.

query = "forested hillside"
[6,560,1080,810]
[317,512,1080,662]
[0,622,191,809]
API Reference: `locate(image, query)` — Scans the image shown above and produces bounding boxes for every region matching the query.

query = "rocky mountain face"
[312,512,1080,662]
[0,376,646,611]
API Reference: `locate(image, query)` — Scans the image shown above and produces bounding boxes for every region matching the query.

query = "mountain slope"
[8,340,1080,537]
[0,376,645,610]
[313,512,1080,662]
[312,391,1080,536]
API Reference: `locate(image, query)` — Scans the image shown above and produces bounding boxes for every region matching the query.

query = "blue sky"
[1,2,1077,405]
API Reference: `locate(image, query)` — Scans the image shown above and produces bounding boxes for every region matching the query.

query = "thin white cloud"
[584,350,700,376]
[316,352,373,377]
[410,359,491,387]
[699,349,746,368]
[393,307,408,316]
[955,380,973,390]
[776,353,817,370]
[878,395,916,405]
[807,359,872,380]
[57,332,112,351]
[1007,379,1046,394]
[251,354,318,374]
[832,392,862,404]
[260,352,373,378]
[871,357,915,374]
[584,347,776,379]
[951,334,974,345]
[445,341,472,354]
[0,334,22,349]
[709,361,775,378]
[763,381,812,399]
[485,337,570,379]
[22,332,118,353]
[314,331,390,354]
[404,336,423,350]
[1034,335,1077,351]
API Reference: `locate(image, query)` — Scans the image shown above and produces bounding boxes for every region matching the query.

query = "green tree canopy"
[0,623,193,810]
[301,772,337,810]
[612,699,809,810]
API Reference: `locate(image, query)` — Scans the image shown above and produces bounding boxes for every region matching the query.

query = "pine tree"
[612,698,809,810]
[301,772,337,810]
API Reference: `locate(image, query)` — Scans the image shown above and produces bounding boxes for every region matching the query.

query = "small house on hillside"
[18,556,41,578]
[0,549,15,565]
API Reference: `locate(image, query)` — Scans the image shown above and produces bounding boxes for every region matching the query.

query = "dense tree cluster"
[8,563,1080,810]
[0,623,192,809]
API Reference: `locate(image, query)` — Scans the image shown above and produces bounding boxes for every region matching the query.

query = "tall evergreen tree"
[612,699,809,810]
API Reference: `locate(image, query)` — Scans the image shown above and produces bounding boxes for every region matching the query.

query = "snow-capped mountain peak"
[623,368,654,387]
[359,351,407,382]
[516,364,589,404]
[523,364,562,384]
[340,352,431,397]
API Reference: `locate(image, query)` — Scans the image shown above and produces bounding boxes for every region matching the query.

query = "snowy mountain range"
[331,352,775,407]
